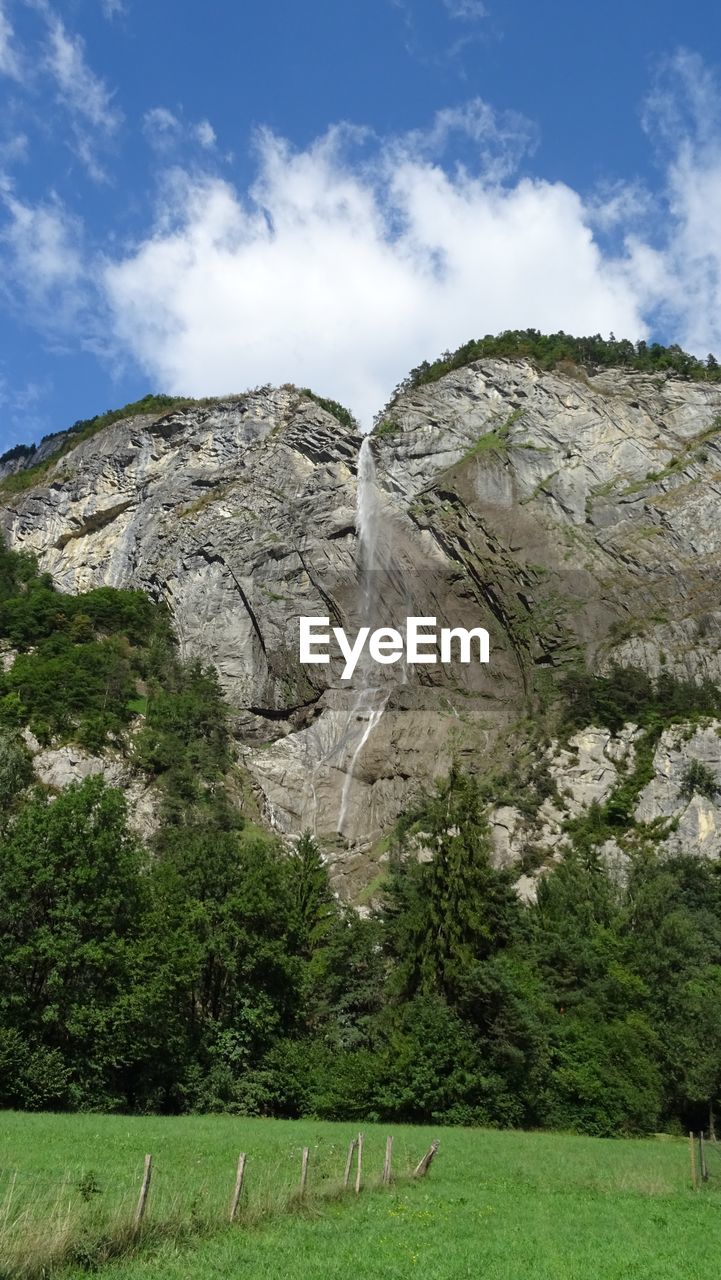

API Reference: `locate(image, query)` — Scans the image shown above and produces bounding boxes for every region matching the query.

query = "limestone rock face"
[31,743,159,840]
[375,360,721,685]
[635,722,721,857]
[487,718,721,902]
[2,360,721,887]
[1,389,360,716]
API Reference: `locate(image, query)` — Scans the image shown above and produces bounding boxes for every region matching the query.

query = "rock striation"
[2,360,721,890]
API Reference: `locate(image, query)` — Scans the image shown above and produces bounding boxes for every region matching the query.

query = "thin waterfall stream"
[336,436,390,837]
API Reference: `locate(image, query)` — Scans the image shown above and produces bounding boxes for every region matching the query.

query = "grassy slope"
[2,1113,720,1279]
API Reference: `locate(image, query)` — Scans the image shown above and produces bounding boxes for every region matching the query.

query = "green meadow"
[2,1112,720,1280]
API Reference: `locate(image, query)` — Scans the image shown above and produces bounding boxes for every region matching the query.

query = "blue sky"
[1,0,720,447]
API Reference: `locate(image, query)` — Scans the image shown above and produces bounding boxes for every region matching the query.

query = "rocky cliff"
[2,361,721,894]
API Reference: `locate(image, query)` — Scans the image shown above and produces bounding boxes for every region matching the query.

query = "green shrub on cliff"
[380,330,721,417]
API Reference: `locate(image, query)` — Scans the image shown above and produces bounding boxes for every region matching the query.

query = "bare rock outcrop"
[2,360,721,885]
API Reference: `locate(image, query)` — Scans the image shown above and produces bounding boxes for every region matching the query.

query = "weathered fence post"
[300,1146,310,1198]
[134,1154,152,1231]
[690,1132,698,1191]
[700,1132,709,1182]
[343,1137,357,1190]
[355,1132,364,1195]
[229,1153,246,1223]
[413,1140,439,1179]
[382,1135,393,1186]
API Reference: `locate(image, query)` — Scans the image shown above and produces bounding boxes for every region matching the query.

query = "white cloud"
[194,119,216,150]
[0,2,21,78]
[142,106,180,149]
[143,108,217,154]
[586,179,653,234]
[102,110,647,425]
[46,17,122,132]
[625,50,721,358]
[400,97,537,181]
[28,11,124,179]
[0,190,88,332]
[0,132,28,168]
[1,194,82,286]
[3,56,719,429]
[100,0,125,17]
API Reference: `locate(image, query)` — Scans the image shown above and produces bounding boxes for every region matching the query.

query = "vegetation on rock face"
[299,388,359,431]
[377,328,721,421]
[0,539,173,748]
[0,395,195,495]
[681,758,719,801]
[559,665,721,736]
[2,538,721,1139]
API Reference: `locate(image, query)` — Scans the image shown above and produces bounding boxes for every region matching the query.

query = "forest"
[1,538,721,1137]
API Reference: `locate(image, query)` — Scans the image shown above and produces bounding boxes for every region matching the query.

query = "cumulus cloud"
[617,50,721,359]
[0,190,87,331]
[103,110,647,424]
[2,52,719,430]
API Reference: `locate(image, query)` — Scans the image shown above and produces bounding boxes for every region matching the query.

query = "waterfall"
[337,437,390,838]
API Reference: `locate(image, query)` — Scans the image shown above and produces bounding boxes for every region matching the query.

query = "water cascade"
[337,437,390,837]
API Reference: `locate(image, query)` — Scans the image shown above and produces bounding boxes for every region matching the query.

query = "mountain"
[2,353,721,899]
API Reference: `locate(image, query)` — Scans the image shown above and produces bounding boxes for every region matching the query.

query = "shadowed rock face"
[2,362,721,885]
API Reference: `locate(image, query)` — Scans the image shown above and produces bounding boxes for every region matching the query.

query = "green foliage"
[0,777,147,1109]
[385,766,521,1004]
[379,329,721,418]
[559,665,721,735]
[0,538,177,750]
[373,417,400,440]
[680,758,719,801]
[300,388,358,431]
[0,395,195,495]
[289,830,336,955]
[132,661,232,817]
[0,729,32,813]
[3,527,721,1138]
[541,1013,663,1136]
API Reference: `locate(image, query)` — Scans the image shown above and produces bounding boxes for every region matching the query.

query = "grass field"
[2,1112,721,1279]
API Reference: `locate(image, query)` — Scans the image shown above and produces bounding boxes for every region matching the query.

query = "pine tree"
[385,766,520,1003]
[290,829,336,955]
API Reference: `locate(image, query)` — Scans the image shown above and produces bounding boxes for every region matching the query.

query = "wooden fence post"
[134,1154,152,1231]
[300,1147,310,1198]
[229,1153,246,1223]
[343,1138,357,1190]
[382,1135,393,1186]
[700,1132,708,1182]
[413,1140,439,1179]
[355,1132,364,1195]
[690,1131,698,1191]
